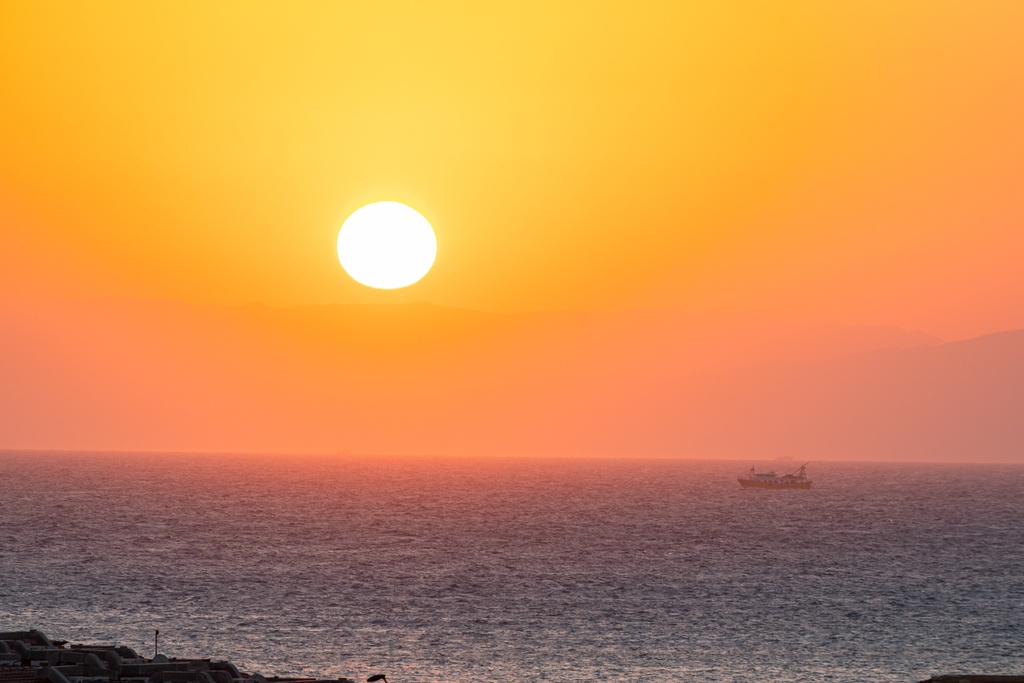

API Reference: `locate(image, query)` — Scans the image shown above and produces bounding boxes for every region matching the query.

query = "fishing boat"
[737,463,812,489]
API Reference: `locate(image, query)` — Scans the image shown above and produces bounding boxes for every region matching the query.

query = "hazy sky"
[2,1,1023,339]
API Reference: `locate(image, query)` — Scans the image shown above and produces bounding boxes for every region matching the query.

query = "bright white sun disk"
[337,201,437,289]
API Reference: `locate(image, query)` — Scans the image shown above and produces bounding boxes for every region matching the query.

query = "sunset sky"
[2,2,1023,458]
[3,1,1022,339]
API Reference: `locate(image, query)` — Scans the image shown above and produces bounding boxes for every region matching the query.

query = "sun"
[336,201,437,289]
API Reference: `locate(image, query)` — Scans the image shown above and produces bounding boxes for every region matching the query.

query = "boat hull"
[737,478,812,489]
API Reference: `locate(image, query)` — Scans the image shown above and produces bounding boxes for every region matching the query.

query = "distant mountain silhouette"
[3,298,1018,462]
[636,329,1024,462]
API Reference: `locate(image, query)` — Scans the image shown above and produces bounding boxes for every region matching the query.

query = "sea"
[1,452,1022,683]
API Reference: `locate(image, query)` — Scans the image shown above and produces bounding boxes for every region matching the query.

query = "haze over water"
[2,452,1022,683]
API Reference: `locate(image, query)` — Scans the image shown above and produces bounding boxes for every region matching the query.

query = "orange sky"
[2,1,1023,339]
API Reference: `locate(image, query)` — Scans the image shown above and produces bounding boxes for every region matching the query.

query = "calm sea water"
[1,452,1022,683]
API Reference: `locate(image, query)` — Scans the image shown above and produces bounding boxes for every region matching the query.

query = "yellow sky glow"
[1,1,1023,338]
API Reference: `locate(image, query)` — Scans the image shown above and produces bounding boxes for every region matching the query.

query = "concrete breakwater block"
[0,631,355,683]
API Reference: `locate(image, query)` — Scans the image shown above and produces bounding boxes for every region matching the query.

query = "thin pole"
[154,630,159,658]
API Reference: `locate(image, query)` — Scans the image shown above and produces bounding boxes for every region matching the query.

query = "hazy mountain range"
[2,299,1020,462]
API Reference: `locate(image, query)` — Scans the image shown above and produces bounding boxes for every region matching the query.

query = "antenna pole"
[154,630,159,658]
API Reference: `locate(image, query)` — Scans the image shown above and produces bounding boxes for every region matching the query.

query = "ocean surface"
[1,452,1022,683]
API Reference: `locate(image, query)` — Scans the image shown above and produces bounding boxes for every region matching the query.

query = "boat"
[737,462,812,489]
